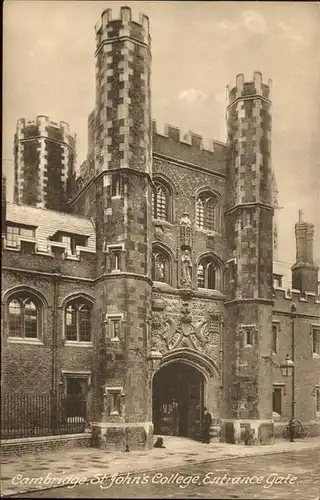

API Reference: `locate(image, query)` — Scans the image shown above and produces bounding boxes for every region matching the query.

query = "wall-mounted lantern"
[280,354,294,378]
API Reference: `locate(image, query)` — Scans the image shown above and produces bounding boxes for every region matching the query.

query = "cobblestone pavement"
[1,436,319,497]
[10,449,320,499]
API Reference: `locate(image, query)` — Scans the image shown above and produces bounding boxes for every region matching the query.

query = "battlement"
[4,202,96,266]
[228,72,272,104]
[2,240,96,280]
[3,237,95,261]
[273,286,320,306]
[152,120,226,154]
[15,116,76,144]
[95,6,150,47]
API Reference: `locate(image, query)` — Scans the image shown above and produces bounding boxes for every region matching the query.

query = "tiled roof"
[6,203,96,254]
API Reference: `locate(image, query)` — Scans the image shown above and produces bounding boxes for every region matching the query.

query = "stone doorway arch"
[152,349,219,440]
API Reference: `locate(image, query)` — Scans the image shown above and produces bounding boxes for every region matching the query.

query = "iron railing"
[1,391,87,439]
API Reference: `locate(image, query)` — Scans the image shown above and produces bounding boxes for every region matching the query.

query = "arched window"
[152,181,171,221]
[65,299,93,342]
[196,192,218,231]
[7,294,41,338]
[197,257,219,290]
[152,248,170,284]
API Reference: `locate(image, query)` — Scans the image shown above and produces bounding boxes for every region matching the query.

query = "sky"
[3,1,320,268]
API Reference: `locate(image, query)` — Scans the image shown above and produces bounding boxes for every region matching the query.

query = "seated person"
[154,437,166,448]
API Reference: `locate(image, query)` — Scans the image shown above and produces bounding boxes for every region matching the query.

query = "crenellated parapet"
[94,6,152,174]
[15,115,76,147]
[3,203,96,273]
[3,237,95,261]
[228,71,272,103]
[273,286,320,305]
[95,6,150,47]
[152,120,227,155]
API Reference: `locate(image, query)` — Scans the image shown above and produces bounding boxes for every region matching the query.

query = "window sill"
[195,288,225,299]
[64,254,80,261]
[7,337,43,345]
[4,246,20,252]
[110,337,120,342]
[195,227,219,236]
[312,353,320,359]
[153,218,174,227]
[272,412,282,421]
[197,287,220,292]
[109,411,120,416]
[64,341,93,347]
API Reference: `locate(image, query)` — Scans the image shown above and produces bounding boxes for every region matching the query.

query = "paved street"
[10,449,320,499]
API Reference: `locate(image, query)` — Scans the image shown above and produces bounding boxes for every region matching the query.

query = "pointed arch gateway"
[152,348,219,440]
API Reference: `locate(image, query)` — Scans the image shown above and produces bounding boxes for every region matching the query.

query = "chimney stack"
[291,210,318,294]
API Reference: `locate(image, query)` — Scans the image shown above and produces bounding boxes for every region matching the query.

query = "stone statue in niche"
[181,249,192,286]
[180,212,191,227]
[180,212,192,249]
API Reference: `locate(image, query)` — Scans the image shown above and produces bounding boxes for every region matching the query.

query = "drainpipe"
[291,304,296,419]
[123,175,130,451]
[51,271,60,392]
[50,269,60,435]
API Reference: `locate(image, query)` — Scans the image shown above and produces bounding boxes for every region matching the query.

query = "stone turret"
[222,72,274,444]
[14,116,76,211]
[91,6,154,452]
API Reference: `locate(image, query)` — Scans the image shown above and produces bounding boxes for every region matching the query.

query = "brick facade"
[2,6,319,451]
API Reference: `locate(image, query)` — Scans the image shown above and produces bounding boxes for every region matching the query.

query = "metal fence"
[1,391,87,439]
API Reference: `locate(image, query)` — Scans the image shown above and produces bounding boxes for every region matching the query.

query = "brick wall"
[1,434,91,458]
[1,267,96,420]
[273,294,320,421]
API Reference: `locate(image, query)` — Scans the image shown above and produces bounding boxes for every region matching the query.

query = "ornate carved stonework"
[151,308,221,363]
[154,222,165,239]
[181,249,192,287]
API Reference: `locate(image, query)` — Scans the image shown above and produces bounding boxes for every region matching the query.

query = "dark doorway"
[66,378,85,419]
[66,378,83,397]
[152,362,204,439]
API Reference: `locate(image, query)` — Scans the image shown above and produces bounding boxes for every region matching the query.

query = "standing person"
[288,417,297,442]
[202,407,212,444]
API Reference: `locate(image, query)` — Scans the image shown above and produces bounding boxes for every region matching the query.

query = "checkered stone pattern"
[94,7,152,174]
[225,73,273,301]
[13,116,76,211]
[92,8,154,439]
[223,74,274,424]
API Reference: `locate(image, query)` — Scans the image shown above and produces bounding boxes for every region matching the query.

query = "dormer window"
[6,224,35,248]
[51,232,88,256]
